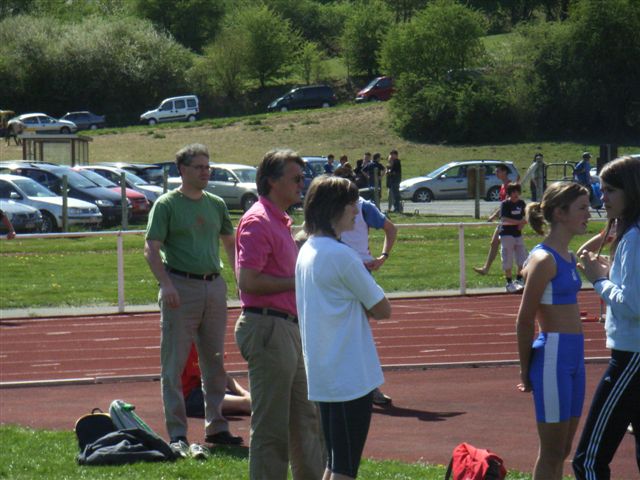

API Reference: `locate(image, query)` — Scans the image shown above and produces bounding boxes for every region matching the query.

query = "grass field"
[0,215,604,309]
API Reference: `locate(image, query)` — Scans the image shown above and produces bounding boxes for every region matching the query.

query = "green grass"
[0,217,605,309]
[0,425,549,479]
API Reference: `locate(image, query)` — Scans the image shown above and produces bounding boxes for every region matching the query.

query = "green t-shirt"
[146,190,233,274]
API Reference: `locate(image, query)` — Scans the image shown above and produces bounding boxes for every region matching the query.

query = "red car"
[355,76,394,102]
[73,167,150,218]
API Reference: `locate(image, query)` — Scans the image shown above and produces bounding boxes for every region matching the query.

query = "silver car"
[399,160,519,202]
[167,163,258,212]
[7,113,78,135]
[0,174,102,232]
[0,199,43,233]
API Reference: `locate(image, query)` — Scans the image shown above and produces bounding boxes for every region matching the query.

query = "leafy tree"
[380,0,487,82]
[341,0,393,78]
[297,41,325,85]
[514,0,640,136]
[226,4,300,88]
[134,0,227,53]
[383,0,428,22]
[189,27,248,100]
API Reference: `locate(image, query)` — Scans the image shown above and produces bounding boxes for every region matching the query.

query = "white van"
[139,95,199,125]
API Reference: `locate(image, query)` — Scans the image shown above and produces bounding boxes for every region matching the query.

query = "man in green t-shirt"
[144,143,242,454]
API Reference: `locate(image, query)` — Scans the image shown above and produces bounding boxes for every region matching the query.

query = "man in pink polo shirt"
[235,149,324,480]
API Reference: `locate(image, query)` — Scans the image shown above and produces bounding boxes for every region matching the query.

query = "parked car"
[355,76,394,102]
[0,174,102,232]
[59,111,106,130]
[153,161,180,178]
[76,165,163,204]
[139,95,199,125]
[167,163,258,212]
[7,113,77,135]
[301,156,328,196]
[399,160,520,202]
[96,162,166,186]
[0,162,129,226]
[267,85,337,112]
[0,199,43,233]
[72,168,150,218]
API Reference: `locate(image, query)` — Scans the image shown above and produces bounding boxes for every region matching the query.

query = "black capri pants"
[318,390,374,478]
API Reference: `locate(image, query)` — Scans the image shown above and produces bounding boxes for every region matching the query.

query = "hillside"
[1,102,636,179]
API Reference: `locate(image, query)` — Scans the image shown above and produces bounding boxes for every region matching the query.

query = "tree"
[341,1,393,78]
[380,0,487,82]
[134,0,226,53]
[297,41,325,85]
[226,4,300,88]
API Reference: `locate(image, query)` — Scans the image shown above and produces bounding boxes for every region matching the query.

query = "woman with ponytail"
[573,156,640,479]
[516,181,591,479]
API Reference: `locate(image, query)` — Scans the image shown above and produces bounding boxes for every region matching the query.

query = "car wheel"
[187,115,196,122]
[321,102,330,108]
[413,188,433,203]
[486,186,501,201]
[60,127,70,134]
[148,118,157,126]
[280,106,288,112]
[89,124,98,130]
[241,194,258,212]
[40,211,57,233]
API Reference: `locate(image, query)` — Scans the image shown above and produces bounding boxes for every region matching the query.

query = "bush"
[0,15,193,125]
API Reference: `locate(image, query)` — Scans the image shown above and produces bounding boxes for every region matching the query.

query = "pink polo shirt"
[235,196,298,316]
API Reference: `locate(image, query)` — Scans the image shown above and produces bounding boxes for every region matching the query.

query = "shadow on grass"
[373,405,465,422]
[209,444,249,460]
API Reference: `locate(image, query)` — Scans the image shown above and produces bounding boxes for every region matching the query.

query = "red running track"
[2,292,638,479]
[1,291,608,384]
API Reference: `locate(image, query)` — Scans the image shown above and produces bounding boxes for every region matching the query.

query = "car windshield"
[76,169,117,188]
[52,168,101,188]
[364,78,379,89]
[120,170,148,185]
[232,168,257,183]
[307,161,325,176]
[12,178,57,197]
[425,164,452,177]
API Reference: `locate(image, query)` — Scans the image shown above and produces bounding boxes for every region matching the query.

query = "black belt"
[242,307,298,323]
[166,266,219,281]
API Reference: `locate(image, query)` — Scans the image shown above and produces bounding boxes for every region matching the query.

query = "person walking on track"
[516,181,591,480]
[573,156,640,480]
[234,149,325,480]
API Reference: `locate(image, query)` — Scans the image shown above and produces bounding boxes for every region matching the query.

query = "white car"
[0,174,102,232]
[167,163,258,211]
[76,165,164,204]
[7,113,78,135]
[139,95,199,125]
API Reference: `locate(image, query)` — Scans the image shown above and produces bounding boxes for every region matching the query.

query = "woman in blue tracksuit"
[573,156,640,480]
[517,181,591,480]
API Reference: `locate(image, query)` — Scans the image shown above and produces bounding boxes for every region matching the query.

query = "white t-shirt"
[296,235,385,402]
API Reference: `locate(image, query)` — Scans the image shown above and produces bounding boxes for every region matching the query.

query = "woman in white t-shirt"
[296,175,391,480]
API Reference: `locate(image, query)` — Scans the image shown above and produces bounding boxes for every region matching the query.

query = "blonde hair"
[526,181,589,235]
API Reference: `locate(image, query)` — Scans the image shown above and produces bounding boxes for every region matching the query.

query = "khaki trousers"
[235,311,324,480]
[160,274,228,441]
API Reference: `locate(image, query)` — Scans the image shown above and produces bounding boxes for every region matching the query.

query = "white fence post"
[117,232,125,313]
[459,224,466,295]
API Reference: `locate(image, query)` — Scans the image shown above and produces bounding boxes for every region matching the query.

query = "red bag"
[444,442,507,480]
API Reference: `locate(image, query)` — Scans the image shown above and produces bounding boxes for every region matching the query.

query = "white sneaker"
[170,440,190,459]
[189,443,210,460]
[515,279,524,288]
[506,282,519,293]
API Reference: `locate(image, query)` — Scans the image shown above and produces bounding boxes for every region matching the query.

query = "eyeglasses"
[188,164,211,172]
[293,175,304,183]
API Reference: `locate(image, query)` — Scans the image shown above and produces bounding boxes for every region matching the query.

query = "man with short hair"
[324,154,335,174]
[235,149,324,480]
[144,143,242,455]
